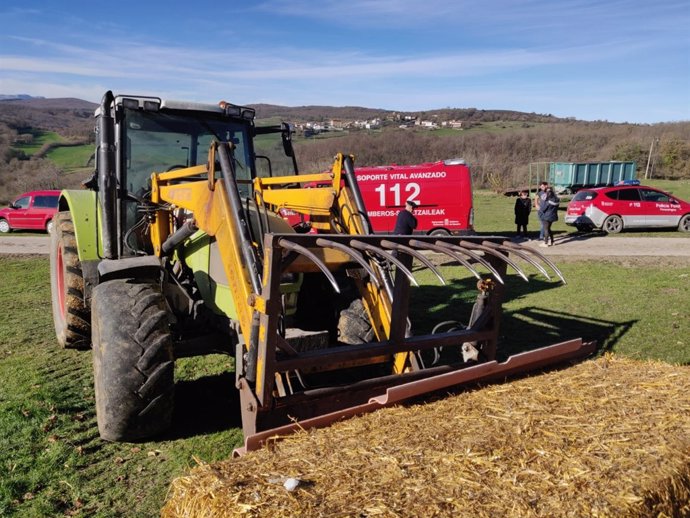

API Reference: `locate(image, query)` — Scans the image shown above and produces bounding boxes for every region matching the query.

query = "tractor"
[50,92,594,453]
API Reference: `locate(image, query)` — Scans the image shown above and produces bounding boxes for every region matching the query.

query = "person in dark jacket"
[514,190,531,237]
[538,187,560,246]
[393,200,418,235]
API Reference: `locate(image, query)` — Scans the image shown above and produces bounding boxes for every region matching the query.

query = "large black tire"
[678,214,690,232]
[92,279,174,441]
[50,211,91,349]
[337,299,375,345]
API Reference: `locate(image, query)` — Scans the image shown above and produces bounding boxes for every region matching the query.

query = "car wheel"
[0,218,10,233]
[50,212,91,349]
[92,279,175,441]
[603,215,623,234]
[678,214,690,232]
[429,229,450,237]
[46,219,54,234]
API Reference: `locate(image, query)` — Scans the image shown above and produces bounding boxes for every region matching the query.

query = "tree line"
[294,121,690,190]
[1,101,688,204]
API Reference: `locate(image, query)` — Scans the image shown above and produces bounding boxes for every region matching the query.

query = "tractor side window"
[253,123,297,179]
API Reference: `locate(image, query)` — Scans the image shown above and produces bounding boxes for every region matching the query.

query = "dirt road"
[1,234,689,259]
[0,235,52,255]
[523,234,690,258]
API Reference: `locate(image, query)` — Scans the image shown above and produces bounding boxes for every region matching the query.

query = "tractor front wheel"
[50,211,90,349]
[92,279,174,441]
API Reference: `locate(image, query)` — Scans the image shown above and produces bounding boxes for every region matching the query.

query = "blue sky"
[0,0,688,123]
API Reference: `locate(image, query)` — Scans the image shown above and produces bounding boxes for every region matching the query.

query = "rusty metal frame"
[237,232,574,442]
[235,338,597,455]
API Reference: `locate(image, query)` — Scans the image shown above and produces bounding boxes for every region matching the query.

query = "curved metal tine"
[315,238,381,288]
[380,239,446,285]
[482,240,551,280]
[432,240,504,284]
[278,239,341,293]
[501,240,567,284]
[408,239,481,281]
[460,240,529,282]
[349,239,419,287]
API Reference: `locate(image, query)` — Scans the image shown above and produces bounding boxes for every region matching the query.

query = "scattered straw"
[162,355,690,517]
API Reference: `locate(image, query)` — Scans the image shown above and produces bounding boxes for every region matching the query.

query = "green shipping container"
[549,161,637,193]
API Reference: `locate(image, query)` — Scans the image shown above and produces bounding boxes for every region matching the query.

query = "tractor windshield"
[122,108,253,198]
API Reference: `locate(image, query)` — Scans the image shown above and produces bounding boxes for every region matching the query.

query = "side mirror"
[9,203,17,209]
[281,123,294,158]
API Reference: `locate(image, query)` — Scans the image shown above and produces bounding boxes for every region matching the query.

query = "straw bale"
[162,355,690,518]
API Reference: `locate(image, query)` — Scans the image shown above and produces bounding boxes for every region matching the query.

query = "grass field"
[13,131,63,155]
[45,145,93,173]
[0,184,689,516]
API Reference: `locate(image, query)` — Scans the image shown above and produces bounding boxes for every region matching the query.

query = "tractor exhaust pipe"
[98,91,117,259]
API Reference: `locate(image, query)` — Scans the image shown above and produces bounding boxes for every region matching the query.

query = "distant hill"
[248,104,561,124]
[0,95,564,125]
[0,97,96,137]
[248,103,393,122]
[0,94,45,101]
[0,96,98,110]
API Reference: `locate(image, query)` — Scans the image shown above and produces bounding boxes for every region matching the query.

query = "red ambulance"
[281,158,474,235]
[354,159,474,235]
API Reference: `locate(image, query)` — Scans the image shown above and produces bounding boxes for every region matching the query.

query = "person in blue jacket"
[394,200,418,235]
[538,187,559,246]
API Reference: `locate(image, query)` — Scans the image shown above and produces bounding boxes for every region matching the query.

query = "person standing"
[393,200,418,235]
[539,187,560,247]
[534,181,549,241]
[514,190,531,237]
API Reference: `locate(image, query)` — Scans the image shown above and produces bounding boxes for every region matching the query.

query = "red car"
[565,184,690,234]
[0,190,61,234]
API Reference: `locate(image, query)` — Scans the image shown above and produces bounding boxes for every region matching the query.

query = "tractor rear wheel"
[50,211,90,349]
[92,279,174,441]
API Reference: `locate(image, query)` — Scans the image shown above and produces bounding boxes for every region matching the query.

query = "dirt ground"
[0,235,52,255]
[522,234,690,267]
[0,234,689,266]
